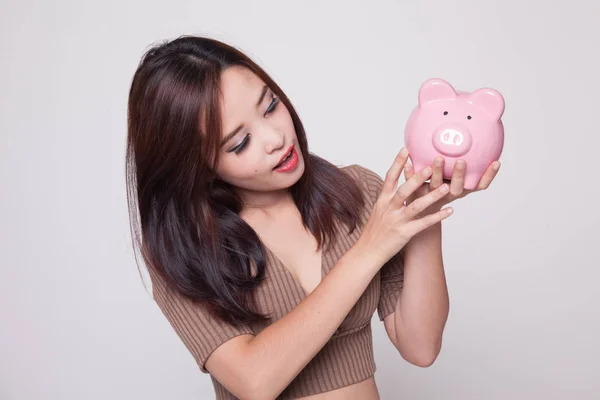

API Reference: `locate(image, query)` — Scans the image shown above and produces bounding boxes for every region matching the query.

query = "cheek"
[217,152,266,184]
[278,106,295,133]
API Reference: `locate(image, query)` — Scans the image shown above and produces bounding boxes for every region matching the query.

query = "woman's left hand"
[403,155,501,214]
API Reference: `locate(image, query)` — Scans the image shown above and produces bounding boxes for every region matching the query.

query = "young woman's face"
[215,66,305,205]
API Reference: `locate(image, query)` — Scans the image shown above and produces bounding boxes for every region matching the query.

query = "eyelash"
[230,94,280,154]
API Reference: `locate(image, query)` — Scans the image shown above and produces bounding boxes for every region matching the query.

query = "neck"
[239,188,295,212]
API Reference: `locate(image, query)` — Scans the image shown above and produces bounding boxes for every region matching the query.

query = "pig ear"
[469,88,505,121]
[418,78,458,106]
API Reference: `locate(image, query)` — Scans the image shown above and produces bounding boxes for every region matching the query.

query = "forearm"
[244,244,380,399]
[393,221,449,365]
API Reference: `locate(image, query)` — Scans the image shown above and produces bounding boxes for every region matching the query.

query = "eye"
[264,93,279,116]
[467,115,472,120]
[229,133,251,154]
[443,111,448,115]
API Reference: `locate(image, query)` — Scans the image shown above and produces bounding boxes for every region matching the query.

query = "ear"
[469,88,505,121]
[418,78,458,106]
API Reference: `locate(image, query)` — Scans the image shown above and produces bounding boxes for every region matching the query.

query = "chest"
[255,216,324,297]
[248,214,380,336]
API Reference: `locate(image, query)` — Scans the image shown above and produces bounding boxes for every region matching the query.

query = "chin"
[274,161,305,190]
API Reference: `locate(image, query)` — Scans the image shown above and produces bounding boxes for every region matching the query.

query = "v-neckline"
[264,243,328,299]
[244,210,342,300]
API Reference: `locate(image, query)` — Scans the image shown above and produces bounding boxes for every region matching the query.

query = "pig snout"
[432,124,473,157]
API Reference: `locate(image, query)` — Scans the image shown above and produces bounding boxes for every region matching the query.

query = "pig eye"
[467,115,472,120]
[443,111,448,115]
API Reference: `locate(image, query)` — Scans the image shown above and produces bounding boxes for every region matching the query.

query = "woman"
[125,35,500,400]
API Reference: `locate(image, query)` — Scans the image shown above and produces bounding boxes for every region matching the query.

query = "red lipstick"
[273,145,298,172]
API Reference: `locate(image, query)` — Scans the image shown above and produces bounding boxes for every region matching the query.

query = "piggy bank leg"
[463,174,480,190]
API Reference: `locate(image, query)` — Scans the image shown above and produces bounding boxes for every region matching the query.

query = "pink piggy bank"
[404,78,505,190]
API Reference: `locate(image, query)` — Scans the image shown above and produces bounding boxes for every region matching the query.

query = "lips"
[273,145,295,169]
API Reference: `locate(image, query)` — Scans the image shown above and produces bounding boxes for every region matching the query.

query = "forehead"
[219,66,263,113]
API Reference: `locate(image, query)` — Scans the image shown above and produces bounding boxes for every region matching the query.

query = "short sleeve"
[354,164,405,321]
[147,267,254,373]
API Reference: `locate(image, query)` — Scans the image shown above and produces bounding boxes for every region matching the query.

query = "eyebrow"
[220,85,269,148]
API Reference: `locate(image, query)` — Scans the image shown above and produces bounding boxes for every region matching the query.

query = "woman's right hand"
[356,147,454,266]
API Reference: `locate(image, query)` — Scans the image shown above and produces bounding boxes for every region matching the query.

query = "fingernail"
[423,166,432,175]
[440,184,449,193]
[435,157,443,167]
[494,161,501,170]
[400,147,408,156]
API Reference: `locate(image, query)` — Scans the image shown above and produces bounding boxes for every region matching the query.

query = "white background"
[1,0,599,399]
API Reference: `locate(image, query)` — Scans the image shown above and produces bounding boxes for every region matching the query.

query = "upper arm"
[380,250,405,351]
[148,268,257,397]
[377,222,405,350]
[204,334,257,396]
[383,312,399,348]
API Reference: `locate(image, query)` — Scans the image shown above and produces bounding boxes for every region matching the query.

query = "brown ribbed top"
[148,164,405,399]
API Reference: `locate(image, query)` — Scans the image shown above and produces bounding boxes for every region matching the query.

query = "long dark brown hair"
[126,35,365,327]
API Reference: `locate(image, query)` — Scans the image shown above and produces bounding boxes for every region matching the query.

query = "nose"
[432,124,473,157]
[262,124,285,153]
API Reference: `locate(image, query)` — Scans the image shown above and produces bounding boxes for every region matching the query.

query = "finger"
[403,162,415,181]
[430,156,445,188]
[476,161,501,190]
[450,159,466,196]
[403,162,417,203]
[382,147,410,197]
[391,165,433,208]
[403,183,450,219]
[407,206,454,236]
